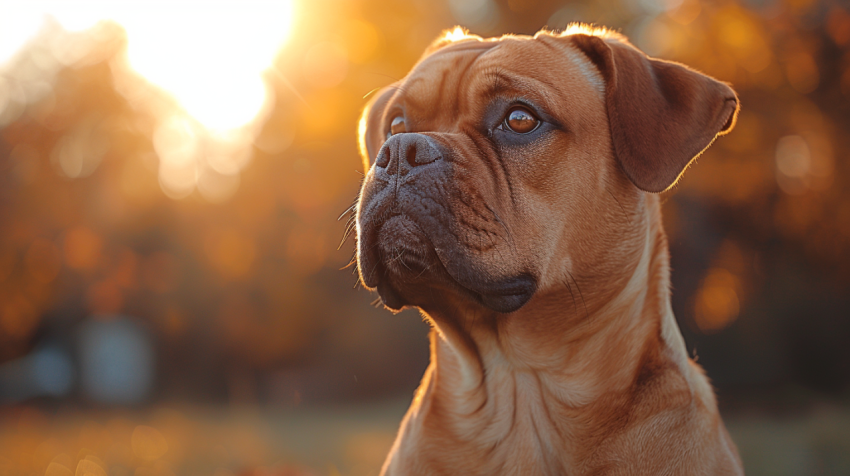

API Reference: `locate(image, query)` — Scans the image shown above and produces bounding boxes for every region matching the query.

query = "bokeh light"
[694,268,741,333]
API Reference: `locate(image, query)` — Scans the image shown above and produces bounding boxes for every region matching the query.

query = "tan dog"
[355,25,743,475]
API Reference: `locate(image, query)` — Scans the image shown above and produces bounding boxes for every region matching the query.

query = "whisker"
[567,271,589,320]
[338,221,358,250]
[562,278,577,314]
[367,72,402,82]
[338,201,358,221]
[337,197,361,249]
[361,82,409,102]
[363,86,382,99]
[486,203,516,254]
[340,253,358,271]
[413,264,431,280]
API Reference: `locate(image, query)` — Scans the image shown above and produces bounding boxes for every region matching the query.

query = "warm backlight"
[0,1,296,201]
[2,1,294,131]
[118,2,294,130]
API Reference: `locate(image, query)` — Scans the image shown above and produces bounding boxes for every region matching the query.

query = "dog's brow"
[480,70,556,109]
[483,70,515,96]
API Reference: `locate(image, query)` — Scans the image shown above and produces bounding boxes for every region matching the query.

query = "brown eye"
[504,107,539,134]
[387,115,406,138]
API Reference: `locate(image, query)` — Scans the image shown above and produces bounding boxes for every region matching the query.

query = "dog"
[354,25,743,475]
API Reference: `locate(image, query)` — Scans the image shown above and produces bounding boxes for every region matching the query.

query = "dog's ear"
[570,34,739,193]
[358,85,397,172]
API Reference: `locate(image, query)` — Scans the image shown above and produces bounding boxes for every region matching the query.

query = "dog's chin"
[375,281,409,311]
[359,215,537,314]
[366,214,439,311]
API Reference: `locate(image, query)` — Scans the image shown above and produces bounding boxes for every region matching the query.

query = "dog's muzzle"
[357,133,536,313]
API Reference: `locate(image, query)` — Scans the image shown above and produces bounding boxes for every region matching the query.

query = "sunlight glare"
[444,27,470,43]
[5,1,295,131]
[117,1,293,130]
[0,4,47,67]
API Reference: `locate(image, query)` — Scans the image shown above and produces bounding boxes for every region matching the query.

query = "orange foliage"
[0,0,847,372]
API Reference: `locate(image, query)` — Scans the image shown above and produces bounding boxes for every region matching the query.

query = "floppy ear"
[570,34,739,193]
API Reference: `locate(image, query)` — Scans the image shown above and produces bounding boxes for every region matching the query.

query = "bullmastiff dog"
[354,25,743,475]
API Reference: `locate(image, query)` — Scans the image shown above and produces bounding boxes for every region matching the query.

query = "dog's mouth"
[375,215,432,277]
[359,212,537,314]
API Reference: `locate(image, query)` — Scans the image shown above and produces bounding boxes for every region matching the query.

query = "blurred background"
[0,0,848,474]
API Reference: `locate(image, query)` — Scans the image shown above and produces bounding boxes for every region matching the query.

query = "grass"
[2,400,849,475]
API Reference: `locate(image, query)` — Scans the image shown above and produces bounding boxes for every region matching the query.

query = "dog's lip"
[358,210,432,289]
[463,273,537,314]
[378,228,536,313]
[358,199,537,313]
[378,215,431,269]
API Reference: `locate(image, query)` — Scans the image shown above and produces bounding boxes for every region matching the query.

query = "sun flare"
[0,1,297,201]
[117,1,295,130]
[4,0,295,131]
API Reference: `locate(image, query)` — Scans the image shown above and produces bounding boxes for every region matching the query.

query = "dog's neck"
[390,196,711,472]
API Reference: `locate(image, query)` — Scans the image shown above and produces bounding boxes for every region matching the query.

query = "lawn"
[3,400,850,475]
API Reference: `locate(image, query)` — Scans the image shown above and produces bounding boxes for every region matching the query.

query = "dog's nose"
[375,133,442,175]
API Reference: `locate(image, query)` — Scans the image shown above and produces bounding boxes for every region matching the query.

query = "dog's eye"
[387,115,406,139]
[503,107,539,134]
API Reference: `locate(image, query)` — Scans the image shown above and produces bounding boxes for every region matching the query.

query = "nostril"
[380,134,443,176]
[402,135,441,167]
[403,141,419,168]
[415,140,441,166]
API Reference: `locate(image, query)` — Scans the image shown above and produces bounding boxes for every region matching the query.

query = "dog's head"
[355,26,738,315]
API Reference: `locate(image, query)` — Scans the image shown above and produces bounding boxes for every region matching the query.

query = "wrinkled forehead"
[396,36,604,124]
[401,40,500,110]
